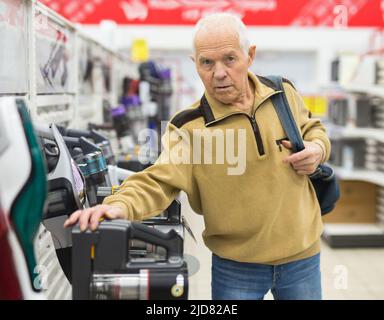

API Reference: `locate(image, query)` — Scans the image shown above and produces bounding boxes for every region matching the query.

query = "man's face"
[193,30,255,105]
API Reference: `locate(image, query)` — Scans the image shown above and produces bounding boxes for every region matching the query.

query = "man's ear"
[248,45,256,67]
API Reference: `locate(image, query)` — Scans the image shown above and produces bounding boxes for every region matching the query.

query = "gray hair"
[192,13,250,56]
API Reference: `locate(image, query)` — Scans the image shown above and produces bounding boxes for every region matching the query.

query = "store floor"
[180,192,384,300]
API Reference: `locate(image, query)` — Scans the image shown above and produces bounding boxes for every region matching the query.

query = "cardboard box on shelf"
[323,180,378,223]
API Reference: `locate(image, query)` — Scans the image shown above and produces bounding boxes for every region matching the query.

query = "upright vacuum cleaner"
[36,124,87,282]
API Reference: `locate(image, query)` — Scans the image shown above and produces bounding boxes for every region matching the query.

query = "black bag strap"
[267,75,333,179]
[266,75,305,153]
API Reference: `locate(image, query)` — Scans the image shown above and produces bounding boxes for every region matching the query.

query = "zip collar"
[200,72,282,127]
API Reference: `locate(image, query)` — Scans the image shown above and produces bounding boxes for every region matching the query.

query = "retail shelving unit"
[323,56,384,247]
[0,0,132,299]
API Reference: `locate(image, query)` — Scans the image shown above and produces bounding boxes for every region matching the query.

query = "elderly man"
[65,13,330,300]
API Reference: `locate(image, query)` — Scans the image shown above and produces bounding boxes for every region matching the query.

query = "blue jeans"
[211,253,322,300]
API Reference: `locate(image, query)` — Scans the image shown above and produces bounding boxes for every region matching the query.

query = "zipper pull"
[250,116,257,132]
[276,138,288,152]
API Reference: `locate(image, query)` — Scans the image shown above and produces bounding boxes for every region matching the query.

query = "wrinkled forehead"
[194,28,242,56]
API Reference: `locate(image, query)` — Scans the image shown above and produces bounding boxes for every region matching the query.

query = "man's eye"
[201,59,212,65]
[226,56,235,62]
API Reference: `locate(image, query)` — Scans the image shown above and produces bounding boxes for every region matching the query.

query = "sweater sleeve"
[102,122,193,221]
[283,82,331,163]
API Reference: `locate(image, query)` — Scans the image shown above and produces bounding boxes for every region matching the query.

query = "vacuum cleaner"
[60,135,112,206]
[57,126,116,166]
[36,123,87,282]
[72,219,188,300]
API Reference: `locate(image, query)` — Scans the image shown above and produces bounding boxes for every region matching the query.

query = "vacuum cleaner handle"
[130,221,183,261]
[58,126,110,145]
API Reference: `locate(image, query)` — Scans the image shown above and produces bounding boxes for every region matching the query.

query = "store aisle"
[181,192,212,300]
[181,193,384,300]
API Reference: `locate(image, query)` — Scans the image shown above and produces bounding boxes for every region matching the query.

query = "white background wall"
[80,24,379,107]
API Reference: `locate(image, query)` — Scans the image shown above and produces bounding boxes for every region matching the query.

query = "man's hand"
[282,140,323,175]
[63,204,126,231]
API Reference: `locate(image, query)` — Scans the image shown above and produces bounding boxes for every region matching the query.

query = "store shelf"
[323,223,384,235]
[327,124,384,143]
[36,94,75,107]
[333,166,384,187]
[342,83,384,98]
[322,223,384,248]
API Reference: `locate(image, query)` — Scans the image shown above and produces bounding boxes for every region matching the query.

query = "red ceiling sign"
[39,0,384,27]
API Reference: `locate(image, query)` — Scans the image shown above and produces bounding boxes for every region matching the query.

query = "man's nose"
[213,63,227,80]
